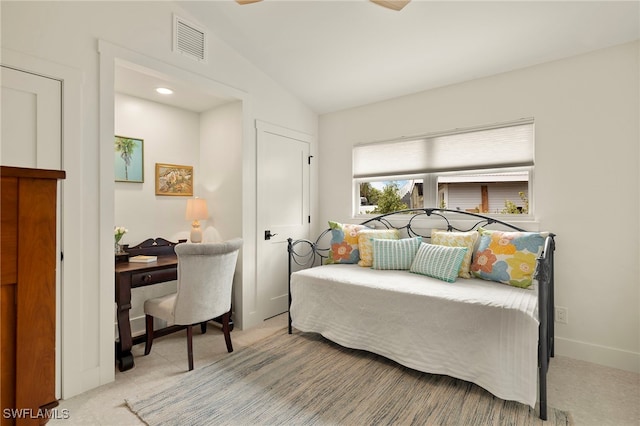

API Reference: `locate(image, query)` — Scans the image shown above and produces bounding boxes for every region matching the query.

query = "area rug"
[126,331,572,425]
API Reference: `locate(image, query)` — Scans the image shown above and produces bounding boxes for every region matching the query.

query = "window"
[437,170,530,214]
[354,119,534,215]
[358,179,424,214]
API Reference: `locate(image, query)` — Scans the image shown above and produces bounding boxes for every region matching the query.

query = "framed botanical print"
[114,136,144,182]
[155,163,194,196]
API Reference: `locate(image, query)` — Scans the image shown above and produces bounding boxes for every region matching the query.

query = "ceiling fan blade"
[370,0,411,11]
[237,0,410,11]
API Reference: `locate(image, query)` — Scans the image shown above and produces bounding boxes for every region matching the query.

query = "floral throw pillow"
[326,221,369,264]
[471,228,547,288]
[357,229,400,267]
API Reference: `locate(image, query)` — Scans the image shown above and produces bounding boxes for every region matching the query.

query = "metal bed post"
[287,238,293,335]
[536,234,555,420]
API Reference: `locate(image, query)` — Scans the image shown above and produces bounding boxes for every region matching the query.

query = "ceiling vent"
[173,15,207,62]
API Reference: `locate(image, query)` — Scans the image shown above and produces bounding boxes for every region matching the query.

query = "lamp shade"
[185,198,208,221]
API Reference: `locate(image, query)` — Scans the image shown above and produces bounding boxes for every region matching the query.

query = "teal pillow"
[372,237,422,270]
[410,243,468,283]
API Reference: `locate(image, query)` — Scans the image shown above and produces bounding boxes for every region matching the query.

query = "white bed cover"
[290,264,539,408]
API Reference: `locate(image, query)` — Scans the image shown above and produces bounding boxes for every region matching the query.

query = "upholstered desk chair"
[143,238,243,371]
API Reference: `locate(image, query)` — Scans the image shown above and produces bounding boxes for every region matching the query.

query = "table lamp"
[185,197,208,243]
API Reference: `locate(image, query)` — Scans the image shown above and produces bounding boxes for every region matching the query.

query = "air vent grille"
[174,16,206,62]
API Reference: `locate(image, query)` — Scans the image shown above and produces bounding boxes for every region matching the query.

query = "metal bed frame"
[287,208,555,420]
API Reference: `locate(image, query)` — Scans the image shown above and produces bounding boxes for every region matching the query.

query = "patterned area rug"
[126,331,572,425]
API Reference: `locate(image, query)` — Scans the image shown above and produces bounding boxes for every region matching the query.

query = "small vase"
[115,241,124,254]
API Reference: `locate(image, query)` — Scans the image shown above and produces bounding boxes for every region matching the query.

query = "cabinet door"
[1,177,18,420]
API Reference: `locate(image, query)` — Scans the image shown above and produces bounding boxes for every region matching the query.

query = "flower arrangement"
[114,226,128,255]
[114,226,128,243]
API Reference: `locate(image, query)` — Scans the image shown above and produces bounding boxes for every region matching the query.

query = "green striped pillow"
[372,237,422,270]
[409,243,468,283]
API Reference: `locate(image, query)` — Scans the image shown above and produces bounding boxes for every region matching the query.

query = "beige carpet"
[126,331,572,425]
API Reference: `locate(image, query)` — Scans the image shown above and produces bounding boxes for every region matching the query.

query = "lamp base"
[190,222,203,243]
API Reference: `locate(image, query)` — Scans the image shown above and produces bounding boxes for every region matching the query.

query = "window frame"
[352,119,535,220]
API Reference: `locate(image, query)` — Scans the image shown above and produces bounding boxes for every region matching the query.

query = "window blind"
[353,120,534,179]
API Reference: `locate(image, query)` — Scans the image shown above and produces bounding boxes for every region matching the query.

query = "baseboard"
[555,336,640,373]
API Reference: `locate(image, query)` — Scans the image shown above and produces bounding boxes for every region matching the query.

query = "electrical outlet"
[555,306,568,324]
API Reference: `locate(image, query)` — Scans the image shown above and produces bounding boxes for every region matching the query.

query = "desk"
[115,254,178,371]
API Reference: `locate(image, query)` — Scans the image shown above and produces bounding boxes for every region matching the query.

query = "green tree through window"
[371,183,407,214]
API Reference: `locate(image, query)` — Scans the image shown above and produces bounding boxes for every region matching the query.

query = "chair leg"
[144,315,154,355]
[186,325,194,371]
[200,321,207,334]
[222,311,233,353]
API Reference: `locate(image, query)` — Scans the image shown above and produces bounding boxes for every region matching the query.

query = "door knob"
[264,230,277,240]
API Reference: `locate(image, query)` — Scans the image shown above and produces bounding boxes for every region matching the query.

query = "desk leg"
[115,274,135,371]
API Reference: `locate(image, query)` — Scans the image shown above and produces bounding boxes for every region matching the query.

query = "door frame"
[1,48,83,398]
[98,40,258,335]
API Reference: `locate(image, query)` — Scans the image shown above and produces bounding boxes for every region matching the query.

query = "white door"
[1,66,62,169]
[1,65,63,397]
[256,121,311,320]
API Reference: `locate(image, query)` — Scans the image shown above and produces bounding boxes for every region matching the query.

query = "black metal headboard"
[287,208,540,271]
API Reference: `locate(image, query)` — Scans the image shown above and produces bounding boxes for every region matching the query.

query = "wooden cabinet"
[1,166,65,425]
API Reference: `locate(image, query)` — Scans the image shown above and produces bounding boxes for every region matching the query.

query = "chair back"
[173,238,243,325]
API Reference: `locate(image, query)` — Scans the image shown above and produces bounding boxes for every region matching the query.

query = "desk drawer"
[131,268,177,287]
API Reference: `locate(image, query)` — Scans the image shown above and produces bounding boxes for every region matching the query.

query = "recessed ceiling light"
[156,87,174,95]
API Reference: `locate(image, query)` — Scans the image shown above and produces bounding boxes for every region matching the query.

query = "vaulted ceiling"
[179,1,639,114]
[116,1,639,115]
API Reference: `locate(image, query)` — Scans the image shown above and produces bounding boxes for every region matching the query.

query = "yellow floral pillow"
[357,229,400,267]
[431,229,478,278]
[470,228,547,288]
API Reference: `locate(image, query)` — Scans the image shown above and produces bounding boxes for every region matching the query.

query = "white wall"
[199,101,244,242]
[115,93,200,245]
[1,1,317,398]
[319,41,640,373]
[114,93,198,337]
[199,101,245,321]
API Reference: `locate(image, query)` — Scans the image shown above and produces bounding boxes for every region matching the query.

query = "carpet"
[126,331,572,425]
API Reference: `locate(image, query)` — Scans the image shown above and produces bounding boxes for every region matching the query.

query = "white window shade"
[353,121,534,179]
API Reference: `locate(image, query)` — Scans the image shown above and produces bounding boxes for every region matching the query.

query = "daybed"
[287,208,555,420]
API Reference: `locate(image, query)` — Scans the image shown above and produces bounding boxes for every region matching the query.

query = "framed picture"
[155,163,194,196]
[115,136,144,182]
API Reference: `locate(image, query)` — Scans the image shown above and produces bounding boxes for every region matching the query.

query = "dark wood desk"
[115,254,179,371]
